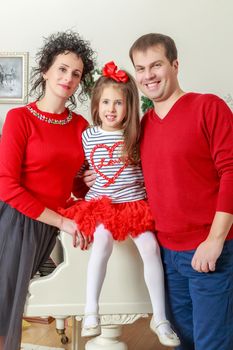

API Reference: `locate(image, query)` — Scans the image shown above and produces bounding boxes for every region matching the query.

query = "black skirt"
[0,201,58,350]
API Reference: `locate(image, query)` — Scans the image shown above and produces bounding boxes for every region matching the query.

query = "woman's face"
[43,51,84,101]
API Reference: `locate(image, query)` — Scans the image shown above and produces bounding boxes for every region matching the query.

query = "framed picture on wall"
[0,52,28,104]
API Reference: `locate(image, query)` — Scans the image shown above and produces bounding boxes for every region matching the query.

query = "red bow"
[102,61,129,83]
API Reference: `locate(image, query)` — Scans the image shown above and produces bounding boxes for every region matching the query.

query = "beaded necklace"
[27,105,72,125]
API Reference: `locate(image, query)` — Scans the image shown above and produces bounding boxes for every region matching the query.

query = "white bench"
[24,231,152,350]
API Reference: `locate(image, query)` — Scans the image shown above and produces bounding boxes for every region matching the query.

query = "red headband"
[102,61,129,83]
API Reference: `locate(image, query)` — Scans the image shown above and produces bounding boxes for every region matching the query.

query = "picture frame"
[0,52,28,104]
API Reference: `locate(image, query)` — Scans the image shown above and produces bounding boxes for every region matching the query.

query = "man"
[129,33,233,350]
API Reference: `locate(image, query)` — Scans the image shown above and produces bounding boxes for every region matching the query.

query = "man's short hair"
[129,33,177,65]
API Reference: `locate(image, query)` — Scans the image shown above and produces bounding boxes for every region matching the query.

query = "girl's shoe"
[81,313,101,337]
[150,317,181,347]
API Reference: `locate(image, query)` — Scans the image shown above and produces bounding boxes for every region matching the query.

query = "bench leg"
[85,325,127,350]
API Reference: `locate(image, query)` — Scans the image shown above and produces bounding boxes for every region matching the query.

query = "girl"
[60,61,180,347]
[0,31,95,350]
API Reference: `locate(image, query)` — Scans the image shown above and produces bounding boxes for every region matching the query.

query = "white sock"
[84,224,113,327]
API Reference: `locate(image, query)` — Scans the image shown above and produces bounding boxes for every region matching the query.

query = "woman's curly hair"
[30,31,96,109]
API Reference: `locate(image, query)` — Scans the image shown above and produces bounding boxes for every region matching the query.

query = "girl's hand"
[60,217,92,250]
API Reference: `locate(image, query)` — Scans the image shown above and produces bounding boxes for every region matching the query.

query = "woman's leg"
[0,202,57,350]
[0,337,4,350]
[84,224,114,328]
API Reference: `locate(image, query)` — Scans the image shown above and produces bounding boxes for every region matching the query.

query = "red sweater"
[140,93,233,250]
[0,102,88,219]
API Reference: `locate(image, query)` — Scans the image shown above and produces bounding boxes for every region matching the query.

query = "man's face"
[132,45,179,103]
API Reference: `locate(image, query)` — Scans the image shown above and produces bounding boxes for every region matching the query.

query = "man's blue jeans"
[161,239,233,350]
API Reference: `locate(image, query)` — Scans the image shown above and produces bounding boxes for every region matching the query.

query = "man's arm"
[191,97,233,273]
[192,211,233,272]
[82,169,96,187]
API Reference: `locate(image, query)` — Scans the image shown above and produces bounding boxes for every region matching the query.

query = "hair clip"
[102,61,129,83]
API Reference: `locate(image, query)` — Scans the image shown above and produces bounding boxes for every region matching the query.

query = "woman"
[0,31,95,350]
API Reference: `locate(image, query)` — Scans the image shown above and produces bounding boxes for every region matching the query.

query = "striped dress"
[60,126,155,240]
[83,126,146,202]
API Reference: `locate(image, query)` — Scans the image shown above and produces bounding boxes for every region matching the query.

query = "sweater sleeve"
[204,96,233,214]
[72,174,89,199]
[0,109,45,218]
[72,130,89,198]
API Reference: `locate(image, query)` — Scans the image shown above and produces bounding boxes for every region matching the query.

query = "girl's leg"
[84,224,114,328]
[133,231,180,345]
[133,231,166,321]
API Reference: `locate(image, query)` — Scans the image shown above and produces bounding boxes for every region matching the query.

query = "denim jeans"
[161,239,233,350]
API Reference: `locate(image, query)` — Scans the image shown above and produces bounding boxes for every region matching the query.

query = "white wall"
[0,0,232,129]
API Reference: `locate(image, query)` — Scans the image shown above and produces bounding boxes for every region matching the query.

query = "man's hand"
[191,238,224,272]
[192,212,233,273]
[83,169,96,187]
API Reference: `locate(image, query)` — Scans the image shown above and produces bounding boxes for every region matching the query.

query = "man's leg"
[163,239,233,350]
[161,247,195,350]
[190,239,233,350]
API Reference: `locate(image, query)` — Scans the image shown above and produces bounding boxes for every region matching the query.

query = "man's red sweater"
[140,93,233,250]
[0,102,88,219]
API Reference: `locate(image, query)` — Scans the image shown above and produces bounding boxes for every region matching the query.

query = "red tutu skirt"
[59,197,155,241]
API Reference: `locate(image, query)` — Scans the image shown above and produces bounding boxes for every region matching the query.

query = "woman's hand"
[37,208,92,249]
[60,217,92,250]
[73,230,93,250]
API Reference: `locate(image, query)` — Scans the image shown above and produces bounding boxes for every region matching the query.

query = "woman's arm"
[0,109,45,218]
[37,207,91,249]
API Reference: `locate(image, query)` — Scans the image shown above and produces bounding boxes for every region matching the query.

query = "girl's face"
[43,51,84,101]
[98,85,127,131]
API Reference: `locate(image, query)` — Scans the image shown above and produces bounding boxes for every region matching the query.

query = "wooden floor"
[22,317,173,350]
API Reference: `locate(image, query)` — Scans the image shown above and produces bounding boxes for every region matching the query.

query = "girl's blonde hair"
[91,73,140,163]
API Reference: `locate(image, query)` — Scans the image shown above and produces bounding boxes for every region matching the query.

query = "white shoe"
[150,317,181,347]
[81,313,101,337]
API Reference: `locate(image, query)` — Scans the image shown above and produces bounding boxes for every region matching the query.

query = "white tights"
[84,224,168,330]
